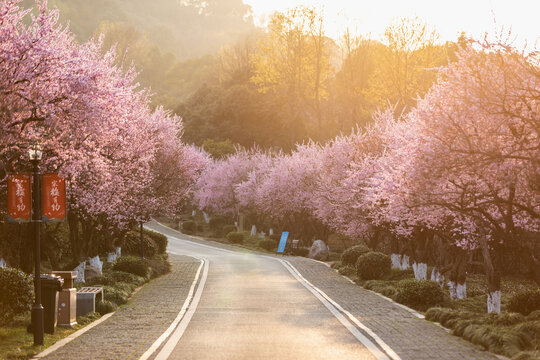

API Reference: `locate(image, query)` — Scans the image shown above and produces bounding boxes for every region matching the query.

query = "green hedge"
[258,238,277,251]
[182,220,196,233]
[226,231,245,244]
[356,251,391,280]
[112,257,151,278]
[0,268,33,325]
[508,289,540,315]
[394,279,445,309]
[143,229,168,254]
[342,244,371,266]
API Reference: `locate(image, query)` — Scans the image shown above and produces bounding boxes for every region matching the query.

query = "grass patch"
[0,312,101,360]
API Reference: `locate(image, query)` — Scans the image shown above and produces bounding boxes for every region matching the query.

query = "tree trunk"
[480,237,501,313]
[68,211,81,264]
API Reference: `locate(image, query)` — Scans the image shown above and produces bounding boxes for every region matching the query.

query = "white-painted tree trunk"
[192,210,196,216]
[487,291,501,313]
[269,228,274,236]
[447,281,457,300]
[251,225,257,236]
[74,262,86,283]
[400,255,410,270]
[431,267,444,287]
[89,256,103,275]
[0,258,6,268]
[203,212,210,224]
[391,254,401,269]
[413,262,427,280]
[115,247,121,257]
[456,282,467,299]
[107,252,117,263]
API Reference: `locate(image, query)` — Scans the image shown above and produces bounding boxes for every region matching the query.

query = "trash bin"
[40,274,64,334]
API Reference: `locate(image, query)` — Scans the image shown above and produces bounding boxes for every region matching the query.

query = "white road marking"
[148,222,401,360]
[151,255,209,360]
[279,259,401,360]
[139,257,206,360]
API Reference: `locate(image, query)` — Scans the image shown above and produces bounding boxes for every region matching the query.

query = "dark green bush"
[112,256,150,278]
[122,231,157,257]
[508,289,540,315]
[103,285,130,305]
[85,275,116,286]
[394,279,445,309]
[197,224,204,232]
[96,300,117,315]
[258,238,277,251]
[107,271,147,286]
[182,220,196,233]
[294,247,309,257]
[209,217,226,231]
[338,265,356,277]
[226,231,244,244]
[0,267,33,325]
[342,244,370,266]
[355,251,391,280]
[222,225,237,237]
[269,233,281,242]
[143,229,168,254]
[144,257,171,278]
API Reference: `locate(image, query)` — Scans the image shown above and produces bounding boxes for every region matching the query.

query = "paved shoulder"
[286,257,498,360]
[42,255,200,360]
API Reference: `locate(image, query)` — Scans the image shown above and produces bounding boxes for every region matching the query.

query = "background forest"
[22,0,463,151]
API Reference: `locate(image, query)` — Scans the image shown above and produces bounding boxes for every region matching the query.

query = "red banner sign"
[42,173,67,222]
[7,174,31,223]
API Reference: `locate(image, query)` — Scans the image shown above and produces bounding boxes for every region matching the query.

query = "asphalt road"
[146,221,382,360]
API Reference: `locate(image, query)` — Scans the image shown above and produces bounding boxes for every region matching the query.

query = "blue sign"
[277,232,289,253]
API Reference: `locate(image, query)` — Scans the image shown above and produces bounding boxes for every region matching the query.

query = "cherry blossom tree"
[1,0,203,262]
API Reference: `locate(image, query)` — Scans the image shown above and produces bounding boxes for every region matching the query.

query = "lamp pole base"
[32,304,44,345]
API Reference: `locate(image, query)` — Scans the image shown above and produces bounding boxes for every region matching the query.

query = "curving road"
[145,221,388,360]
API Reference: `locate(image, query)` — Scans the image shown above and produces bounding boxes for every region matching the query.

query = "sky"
[244,0,539,49]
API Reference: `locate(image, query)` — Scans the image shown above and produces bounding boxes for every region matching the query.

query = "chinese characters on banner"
[7,174,31,222]
[42,174,66,222]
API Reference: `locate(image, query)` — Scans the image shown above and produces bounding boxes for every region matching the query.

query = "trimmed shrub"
[112,256,150,278]
[226,231,244,244]
[294,247,309,257]
[338,265,356,277]
[85,275,116,286]
[122,231,157,258]
[197,224,204,232]
[96,300,117,315]
[394,279,445,309]
[222,225,237,237]
[182,220,196,233]
[258,238,277,251]
[221,225,237,236]
[0,268,33,325]
[144,257,171,278]
[209,217,226,231]
[269,233,281,242]
[355,251,391,280]
[107,271,147,286]
[507,289,540,315]
[102,285,130,305]
[342,244,370,266]
[144,229,168,254]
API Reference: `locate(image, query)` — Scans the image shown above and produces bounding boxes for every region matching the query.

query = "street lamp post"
[29,146,43,345]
